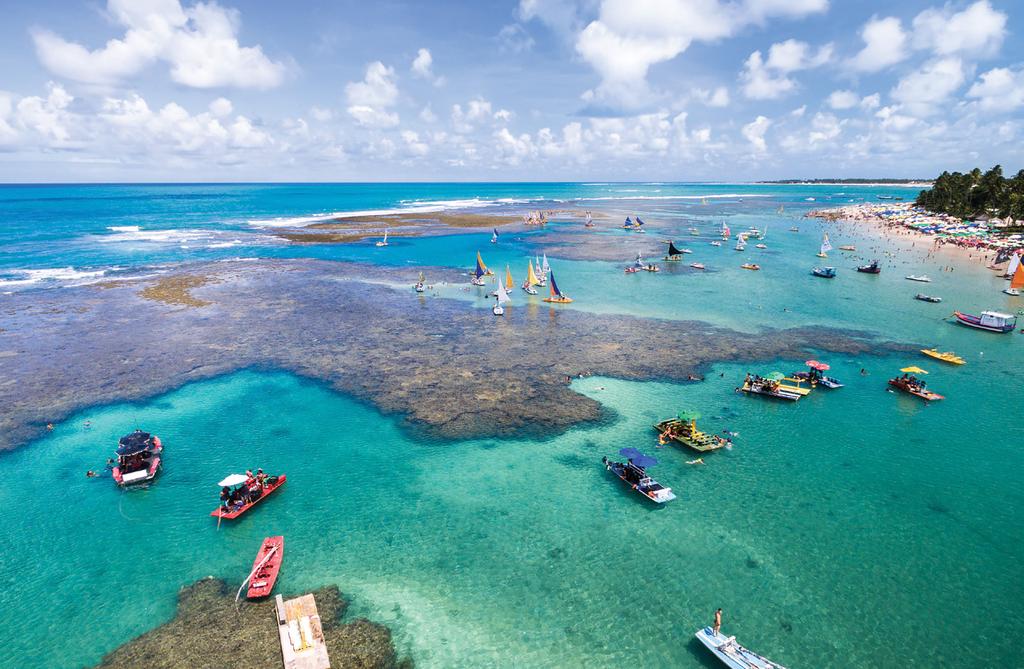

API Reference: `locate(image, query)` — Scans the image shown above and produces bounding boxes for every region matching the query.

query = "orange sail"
[505,265,514,290]
[1012,259,1024,290]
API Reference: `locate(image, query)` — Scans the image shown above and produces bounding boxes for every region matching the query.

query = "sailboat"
[504,265,515,293]
[777,204,784,214]
[584,211,594,227]
[1005,256,1024,296]
[375,229,389,247]
[817,232,832,258]
[415,271,425,293]
[477,251,494,275]
[523,261,540,294]
[1004,253,1021,279]
[535,255,547,286]
[622,217,633,229]
[543,270,573,303]
[634,217,646,233]
[721,222,730,239]
[490,228,498,244]
[493,276,511,315]
[664,241,685,261]
[542,254,551,279]
[471,254,487,286]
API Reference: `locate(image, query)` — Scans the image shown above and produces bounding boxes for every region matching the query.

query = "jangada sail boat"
[477,251,494,275]
[535,255,547,286]
[504,265,515,293]
[493,276,511,315]
[1004,258,1024,295]
[375,229,389,247]
[664,241,685,261]
[584,211,594,227]
[491,228,498,244]
[543,270,573,303]
[817,232,832,258]
[415,271,425,293]
[523,261,540,294]
[471,254,487,286]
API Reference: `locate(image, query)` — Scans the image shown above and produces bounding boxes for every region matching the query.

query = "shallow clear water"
[1,183,1022,668]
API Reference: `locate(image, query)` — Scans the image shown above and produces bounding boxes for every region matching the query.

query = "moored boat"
[211,472,286,521]
[654,412,727,453]
[664,241,685,260]
[112,430,163,486]
[695,626,788,669]
[914,293,941,303]
[952,310,1016,333]
[839,245,856,251]
[811,266,836,278]
[857,260,880,274]
[414,271,425,293]
[375,229,389,247]
[905,275,931,282]
[710,240,722,247]
[741,263,760,271]
[246,536,284,599]
[690,262,705,270]
[738,374,800,401]
[888,370,944,401]
[602,449,676,504]
[921,348,965,365]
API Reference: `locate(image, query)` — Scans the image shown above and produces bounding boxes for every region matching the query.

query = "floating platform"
[654,419,726,453]
[276,593,331,669]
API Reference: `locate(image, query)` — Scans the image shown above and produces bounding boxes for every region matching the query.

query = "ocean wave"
[107,225,141,233]
[98,227,212,244]
[0,266,112,289]
[580,193,770,201]
[246,197,540,228]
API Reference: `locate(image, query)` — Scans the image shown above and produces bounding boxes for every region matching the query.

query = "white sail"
[585,211,592,224]
[383,229,388,243]
[496,276,511,304]
[820,233,832,254]
[1005,253,1021,278]
[542,254,550,273]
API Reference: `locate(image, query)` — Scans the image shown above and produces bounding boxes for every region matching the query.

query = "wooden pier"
[276,593,331,669]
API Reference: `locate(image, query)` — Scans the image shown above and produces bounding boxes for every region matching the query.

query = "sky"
[0,0,1021,182]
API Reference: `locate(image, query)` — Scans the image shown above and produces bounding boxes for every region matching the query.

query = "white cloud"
[31,0,285,89]
[912,1,1006,59]
[452,98,505,133]
[419,105,437,123]
[400,130,430,156]
[827,90,858,110]
[14,82,76,145]
[891,57,966,116]
[741,39,832,100]
[410,47,445,86]
[808,112,843,144]
[209,97,232,117]
[967,66,1024,112]
[849,16,907,72]
[345,62,399,128]
[693,86,730,107]
[497,23,535,53]
[573,0,828,105]
[742,115,771,152]
[860,93,880,110]
[309,106,333,122]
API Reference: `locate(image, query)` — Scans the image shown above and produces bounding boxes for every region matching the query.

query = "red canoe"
[210,474,287,520]
[247,536,284,599]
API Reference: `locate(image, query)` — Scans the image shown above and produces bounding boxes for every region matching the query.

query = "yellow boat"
[921,348,965,365]
[778,377,813,396]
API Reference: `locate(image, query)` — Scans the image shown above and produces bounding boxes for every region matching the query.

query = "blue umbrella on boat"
[619,447,658,468]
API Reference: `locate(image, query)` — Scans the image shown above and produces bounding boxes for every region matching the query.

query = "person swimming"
[686,458,705,465]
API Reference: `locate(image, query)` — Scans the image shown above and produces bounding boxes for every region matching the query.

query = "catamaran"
[523,261,540,294]
[543,270,572,303]
[375,229,389,247]
[817,232,832,258]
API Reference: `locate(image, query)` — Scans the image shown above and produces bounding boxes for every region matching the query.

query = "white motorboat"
[695,627,787,669]
[905,275,931,283]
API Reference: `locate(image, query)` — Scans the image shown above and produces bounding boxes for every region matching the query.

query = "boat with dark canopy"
[601,448,676,504]
[112,429,163,486]
[856,260,881,274]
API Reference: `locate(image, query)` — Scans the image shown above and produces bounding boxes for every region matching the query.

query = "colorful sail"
[477,251,493,275]
[549,271,564,298]
[526,261,540,286]
[1011,258,1024,290]
[623,217,633,229]
[505,265,514,291]
[722,222,731,238]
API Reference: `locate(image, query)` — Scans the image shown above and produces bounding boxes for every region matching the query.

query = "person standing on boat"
[713,609,722,636]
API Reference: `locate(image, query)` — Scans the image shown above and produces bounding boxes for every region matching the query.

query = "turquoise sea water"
[1,183,1022,668]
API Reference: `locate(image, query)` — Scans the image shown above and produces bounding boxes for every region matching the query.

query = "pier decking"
[276,593,331,669]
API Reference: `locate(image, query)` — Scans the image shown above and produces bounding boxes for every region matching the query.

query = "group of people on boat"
[743,373,783,393]
[220,469,273,512]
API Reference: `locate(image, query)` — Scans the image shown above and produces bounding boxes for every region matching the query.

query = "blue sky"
[0,0,1021,181]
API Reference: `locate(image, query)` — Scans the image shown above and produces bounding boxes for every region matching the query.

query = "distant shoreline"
[759,180,932,187]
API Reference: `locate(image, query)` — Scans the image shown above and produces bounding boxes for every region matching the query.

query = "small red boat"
[210,473,287,520]
[246,536,284,599]
[888,377,944,401]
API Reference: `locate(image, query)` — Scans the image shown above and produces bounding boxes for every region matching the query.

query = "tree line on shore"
[915,165,1024,220]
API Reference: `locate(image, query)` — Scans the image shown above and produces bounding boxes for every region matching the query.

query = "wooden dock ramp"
[276,593,331,669]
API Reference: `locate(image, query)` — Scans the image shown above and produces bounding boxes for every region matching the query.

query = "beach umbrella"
[766,371,785,381]
[805,360,830,371]
[900,366,928,375]
[618,447,658,468]
[677,409,701,422]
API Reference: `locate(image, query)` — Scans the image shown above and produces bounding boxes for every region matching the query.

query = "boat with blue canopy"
[601,448,676,504]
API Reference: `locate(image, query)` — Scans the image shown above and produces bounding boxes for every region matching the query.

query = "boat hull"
[888,379,944,401]
[211,475,287,520]
[247,536,284,599]
[953,311,1015,333]
[695,627,787,669]
[604,461,675,504]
